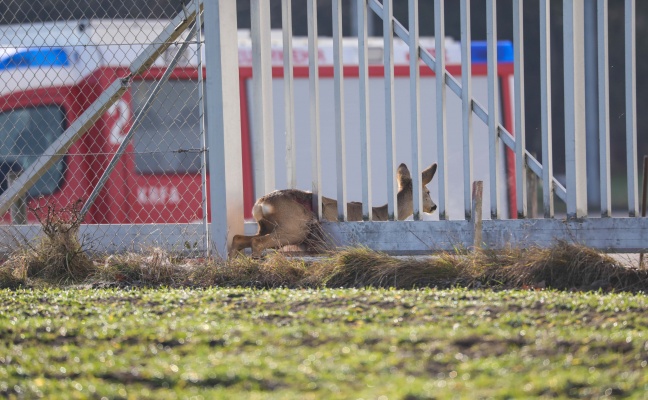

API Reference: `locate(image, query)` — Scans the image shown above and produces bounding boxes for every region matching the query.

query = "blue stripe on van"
[0,48,69,70]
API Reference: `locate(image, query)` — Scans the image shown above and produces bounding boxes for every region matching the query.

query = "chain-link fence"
[0,1,208,254]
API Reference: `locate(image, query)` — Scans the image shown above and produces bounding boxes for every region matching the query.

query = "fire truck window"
[131,80,204,175]
[0,106,66,197]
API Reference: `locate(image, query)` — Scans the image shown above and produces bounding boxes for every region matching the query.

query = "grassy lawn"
[1,287,647,399]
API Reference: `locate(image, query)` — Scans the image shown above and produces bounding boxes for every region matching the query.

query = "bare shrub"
[1,199,93,284]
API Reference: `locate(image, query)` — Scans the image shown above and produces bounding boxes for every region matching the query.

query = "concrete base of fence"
[322,218,648,254]
[0,218,646,257]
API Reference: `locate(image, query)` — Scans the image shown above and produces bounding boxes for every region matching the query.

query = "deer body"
[231,163,438,256]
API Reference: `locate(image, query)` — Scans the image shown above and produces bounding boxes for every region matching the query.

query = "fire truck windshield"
[0,105,66,197]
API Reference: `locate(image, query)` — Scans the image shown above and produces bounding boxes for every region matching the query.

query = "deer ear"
[422,163,437,186]
[397,163,411,190]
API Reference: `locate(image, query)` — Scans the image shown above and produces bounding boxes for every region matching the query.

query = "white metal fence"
[223,0,647,255]
[0,0,646,257]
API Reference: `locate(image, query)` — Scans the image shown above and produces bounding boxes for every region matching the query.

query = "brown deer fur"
[231,163,437,257]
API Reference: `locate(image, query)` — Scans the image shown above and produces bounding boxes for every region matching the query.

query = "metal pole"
[584,0,601,214]
[563,0,587,219]
[204,0,244,257]
[195,0,209,255]
[639,156,647,267]
[358,0,373,221]
[460,0,473,220]
[486,0,500,219]
[540,0,554,218]
[435,0,448,221]
[409,0,421,220]
[513,0,527,218]
[333,0,347,221]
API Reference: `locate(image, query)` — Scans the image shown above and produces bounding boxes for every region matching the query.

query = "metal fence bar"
[194,1,209,253]
[598,0,611,217]
[282,0,296,189]
[435,0,448,220]
[204,0,244,257]
[563,0,587,219]
[358,0,373,221]
[486,0,500,219]
[333,0,347,221]
[539,0,554,218]
[409,0,421,220]
[383,0,398,220]
[250,0,275,196]
[513,0,527,218]
[625,0,639,217]
[308,0,322,218]
[460,0,473,220]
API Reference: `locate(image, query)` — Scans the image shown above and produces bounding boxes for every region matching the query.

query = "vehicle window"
[131,80,205,175]
[0,106,66,197]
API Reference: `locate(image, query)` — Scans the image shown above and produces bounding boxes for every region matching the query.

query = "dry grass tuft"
[1,200,94,285]
[499,241,648,291]
[190,252,319,288]
[1,223,647,292]
[92,247,191,287]
[324,247,461,289]
[0,259,26,288]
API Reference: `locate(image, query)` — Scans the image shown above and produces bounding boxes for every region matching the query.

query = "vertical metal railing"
[308,0,322,218]
[409,0,422,220]
[195,1,209,253]
[460,0,473,221]
[239,0,640,231]
[358,0,373,221]
[513,0,527,219]
[282,0,296,189]
[539,0,554,218]
[435,0,448,220]
[625,0,639,217]
[383,0,398,220]
[563,0,587,219]
[204,0,244,257]
[250,0,275,196]
[486,0,500,219]
[333,0,348,221]
[597,0,611,217]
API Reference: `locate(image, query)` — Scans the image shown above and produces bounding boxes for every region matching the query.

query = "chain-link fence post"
[204,0,244,258]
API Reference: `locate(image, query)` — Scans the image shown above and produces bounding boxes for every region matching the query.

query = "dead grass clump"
[0,260,26,288]
[498,241,648,291]
[190,252,319,288]
[92,248,191,287]
[324,247,461,289]
[1,200,94,284]
[455,247,527,287]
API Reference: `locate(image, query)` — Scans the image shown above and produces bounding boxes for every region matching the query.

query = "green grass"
[1,287,647,399]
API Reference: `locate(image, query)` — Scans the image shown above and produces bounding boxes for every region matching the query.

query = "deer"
[230,162,438,257]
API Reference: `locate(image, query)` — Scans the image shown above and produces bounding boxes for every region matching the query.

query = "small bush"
[1,199,93,285]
